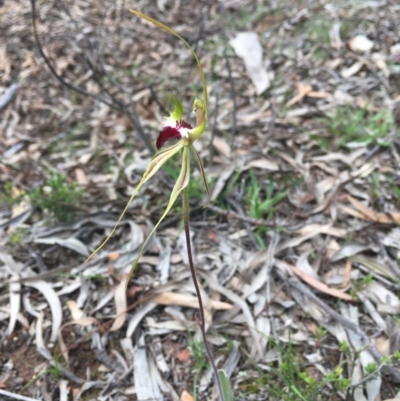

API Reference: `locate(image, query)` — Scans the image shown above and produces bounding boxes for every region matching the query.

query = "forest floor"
[1,0,400,400]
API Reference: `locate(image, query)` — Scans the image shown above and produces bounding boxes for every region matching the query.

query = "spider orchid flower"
[86,98,209,283]
[86,10,210,284]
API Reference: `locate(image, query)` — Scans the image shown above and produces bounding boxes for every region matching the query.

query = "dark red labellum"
[156,120,193,149]
[177,120,192,130]
[156,126,182,149]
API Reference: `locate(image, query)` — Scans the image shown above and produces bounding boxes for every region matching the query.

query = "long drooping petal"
[86,142,183,261]
[129,9,208,119]
[190,145,210,202]
[126,146,191,284]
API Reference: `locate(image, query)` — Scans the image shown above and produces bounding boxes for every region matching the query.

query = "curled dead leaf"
[289,263,354,301]
[177,348,191,363]
[181,390,194,401]
[110,278,128,331]
[349,35,374,52]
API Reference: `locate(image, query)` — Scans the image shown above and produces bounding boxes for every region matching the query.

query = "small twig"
[30,0,154,152]
[262,97,276,146]
[224,53,237,147]
[362,58,392,96]
[95,349,125,375]
[208,88,219,168]
[207,203,277,227]
[31,0,113,109]
[227,197,260,249]
[349,358,388,393]
[148,84,168,114]
[0,389,40,401]
[183,188,224,401]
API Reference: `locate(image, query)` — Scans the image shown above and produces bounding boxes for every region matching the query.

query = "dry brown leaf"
[229,32,270,95]
[0,45,11,80]
[108,252,121,261]
[349,35,374,52]
[346,195,400,224]
[297,224,347,238]
[74,168,88,185]
[181,390,194,401]
[245,158,279,171]
[338,203,367,220]
[58,330,69,364]
[66,300,84,321]
[110,278,128,331]
[151,292,232,310]
[57,317,99,364]
[10,197,30,219]
[275,151,304,172]
[289,263,354,301]
[286,82,312,107]
[342,260,352,289]
[212,136,231,158]
[325,58,343,69]
[341,61,364,78]
[307,91,333,99]
[346,195,378,221]
[375,336,390,356]
[389,212,400,225]
[371,53,390,78]
[176,348,191,363]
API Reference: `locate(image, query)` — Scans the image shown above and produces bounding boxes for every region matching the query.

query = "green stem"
[182,188,224,401]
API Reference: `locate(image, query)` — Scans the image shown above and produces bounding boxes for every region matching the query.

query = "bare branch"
[30,0,155,153]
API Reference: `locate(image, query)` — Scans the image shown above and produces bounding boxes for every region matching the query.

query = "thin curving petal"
[86,142,183,261]
[190,145,210,205]
[126,147,191,285]
[129,9,207,119]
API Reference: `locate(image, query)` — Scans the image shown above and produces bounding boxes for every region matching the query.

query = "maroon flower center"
[156,120,192,149]
[177,120,192,130]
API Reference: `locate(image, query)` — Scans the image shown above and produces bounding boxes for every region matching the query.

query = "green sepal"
[165,95,183,124]
[125,146,191,285]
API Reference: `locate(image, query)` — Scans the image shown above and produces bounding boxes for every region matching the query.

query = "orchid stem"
[182,188,224,401]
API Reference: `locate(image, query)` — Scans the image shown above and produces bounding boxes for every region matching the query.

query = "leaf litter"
[1,0,400,400]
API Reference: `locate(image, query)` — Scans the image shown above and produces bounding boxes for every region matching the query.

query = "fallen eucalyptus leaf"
[230,32,270,95]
